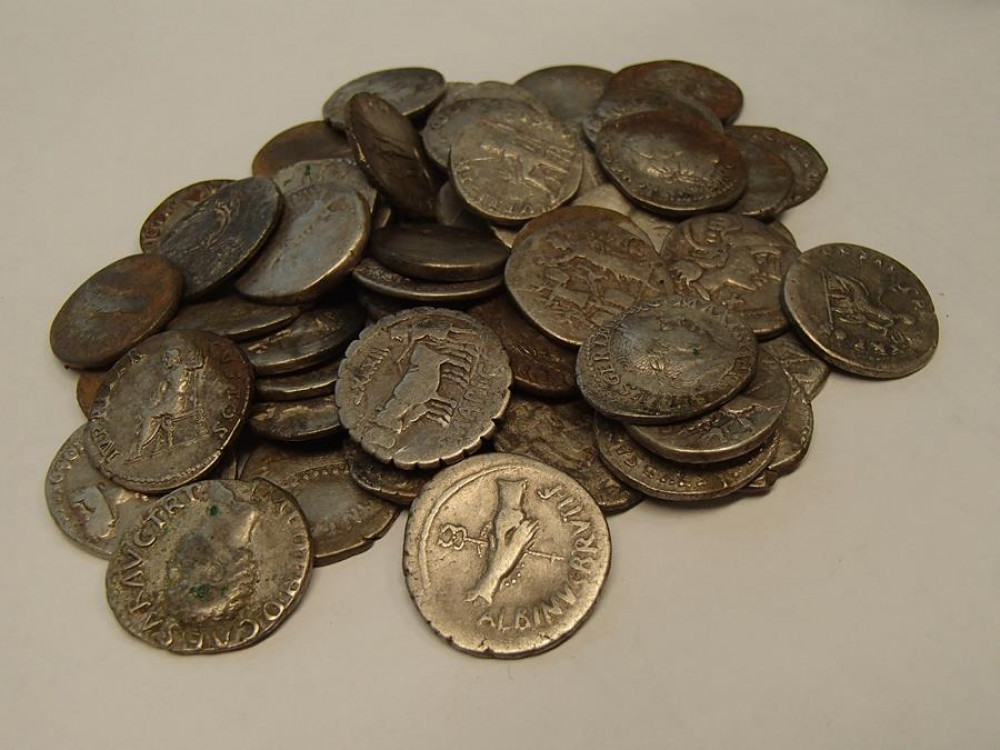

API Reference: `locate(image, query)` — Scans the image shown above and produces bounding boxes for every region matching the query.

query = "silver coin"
[577,137,608,193]
[782,243,938,378]
[449,81,550,112]
[105,478,313,654]
[450,107,582,225]
[157,176,283,299]
[606,60,743,124]
[576,297,758,424]
[212,448,239,480]
[422,98,539,171]
[595,415,778,502]
[270,157,378,211]
[242,443,398,565]
[355,287,418,321]
[494,396,643,514]
[369,224,508,282]
[760,332,830,400]
[140,179,233,255]
[236,186,369,304]
[490,224,518,248]
[255,358,341,402]
[728,139,794,220]
[336,308,512,469]
[241,303,365,376]
[435,181,486,231]
[727,126,828,208]
[248,395,342,442]
[572,184,677,250]
[86,331,253,493]
[661,213,800,338]
[515,65,612,125]
[596,111,747,217]
[505,207,668,347]
[46,425,150,559]
[167,295,302,341]
[768,219,796,247]
[323,67,446,130]
[352,258,503,303]
[626,350,790,464]
[582,87,723,146]
[766,376,814,476]
[344,441,434,506]
[403,453,611,658]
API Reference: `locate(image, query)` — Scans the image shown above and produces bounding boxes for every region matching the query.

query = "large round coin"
[50,254,183,369]
[251,121,353,177]
[323,67,446,130]
[661,213,799,338]
[369,224,508,282]
[105,478,312,654]
[86,331,253,493]
[157,176,283,298]
[451,107,582,226]
[782,243,938,378]
[505,207,668,347]
[336,308,512,469]
[606,60,743,124]
[727,126,828,208]
[596,111,747,217]
[140,179,232,254]
[422,98,539,172]
[404,453,611,658]
[577,297,758,424]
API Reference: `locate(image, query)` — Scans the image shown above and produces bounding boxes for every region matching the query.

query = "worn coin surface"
[451,107,582,225]
[728,139,794,220]
[352,258,503,302]
[242,302,365,376]
[450,81,549,112]
[251,121,353,177]
[271,157,378,210]
[46,425,150,558]
[782,243,938,378]
[255,358,341,402]
[105,478,312,654]
[140,179,232,255]
[157,176,283,299]
[86,331,254,492]
[423,98,539,171]
[515,65,612,125]
[626,350,789,464]
[436,181,486,231]
[572,183,677,250]
[582,87,723,146]
[728,126,828,208]
[596,111,747,217]
[347,92,439,219]
[370,224,508,282]
[51,254,183,369]
[76,370,107,416]
[236,186,369,304]
[595,415,778,502]
[494,397,643,513]
[248,395,342,442]
[577,297,758,424]
[765,376,813,476]
[336,308,512,469]
[242,443,398,564]
[606,60,743,124]
[661,213,799,338]
[323,67,446,130]
[760,331,830,400]
[505,207,668,347]
[468,295,577,398]
[344,441,434,506]
[168,295,301,341]
[404,453,611,658]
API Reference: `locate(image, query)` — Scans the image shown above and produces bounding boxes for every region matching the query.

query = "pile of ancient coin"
[46,62,939,658]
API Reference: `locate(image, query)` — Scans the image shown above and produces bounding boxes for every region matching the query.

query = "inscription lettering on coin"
[404,454,611,657]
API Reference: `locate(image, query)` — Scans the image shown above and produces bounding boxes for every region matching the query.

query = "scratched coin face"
[140,179,232,254]
[336,308,512,469]
[404,453,611,658]
[323,67,446,130]
[105,478,313,654]
[242,443,398,565]
[782,243,938,378]
[450,107,583,225]
[727,126,828,208]
[661,213,800,338]
[576,297,758,424]
[86,331,254,493]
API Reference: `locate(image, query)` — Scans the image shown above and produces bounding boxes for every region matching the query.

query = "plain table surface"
[3,1,998,748]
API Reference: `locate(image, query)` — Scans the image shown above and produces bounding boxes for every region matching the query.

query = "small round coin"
[252,121,353,177]
[105,478,313,654]
[728,126,828,208]
[576,297,758,424]
[255,358,341,402]
[167,295,301,341]
[515,65,612,125]
[336,308,512,469]
[404,453,611,658]
[782,243,938,378]
[352,258,504,303]
[86,331,254,493]
[241,302,365,376]
[50,254,183,369]
[344,441,434,506]
[760,332,830,400]
[323,67,446,130]
[248,395,342,442]
[606,59,743,124]
[369,224,508,282]
[140,179,232,254]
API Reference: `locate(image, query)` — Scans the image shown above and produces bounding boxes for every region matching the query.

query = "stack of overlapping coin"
[45,61,938,658]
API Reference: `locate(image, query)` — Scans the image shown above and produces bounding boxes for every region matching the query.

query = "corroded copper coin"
[577,297,758,424]
[728,126,828,208]
[105,478,313,654]
[344,441,434,506]
[248,396,342,442]
[251,121,353,177]
[86,331,254,493]
[140,179,232,254]
[494,396,643,514]
[515,65,612,125]
[352,258,503,303]
[468,295,577,398]
[50,254,183,369]
[336,308,512,469]
[347,92,439,219]
[241,302,365,376]
[167,295,301,341]
[255,358,341,402]
[76,370,107,416]
[606,59,743,124]
[271,157,378,211]
[760,332,830,400]
[323,67,446,130]
[369,224,508,282]
[157,176,283,299]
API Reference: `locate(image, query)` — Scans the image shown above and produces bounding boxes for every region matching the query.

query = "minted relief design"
[130,346,207,462]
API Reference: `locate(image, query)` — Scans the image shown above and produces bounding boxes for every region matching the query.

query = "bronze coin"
[369,224,509,282]
[140,179,232,255]
[251,121,353,177]
[606,60,743,124]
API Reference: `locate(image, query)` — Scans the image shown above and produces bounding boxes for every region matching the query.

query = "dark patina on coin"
[157,176,283,299]
[344,441,434,506]
[140,179,232,255]
[370,224,508,282]
[168,295,301,341]
[256,358,341,402]
[582,87,723,146]
[728,139,793,220]
[86,331,254,493]
[515,65,612,125]
[105,478,313,654]
[248,395,342,442]
[50,254,183,369]
[270,158,378,211]
[323,67,446,130]
[606,60,743,124]
[76,370,107,416]
[728,126,828,208]
[782,243,938,378]
[242,302,365,376]
[352,258,503,303]
[252,121,353,177]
